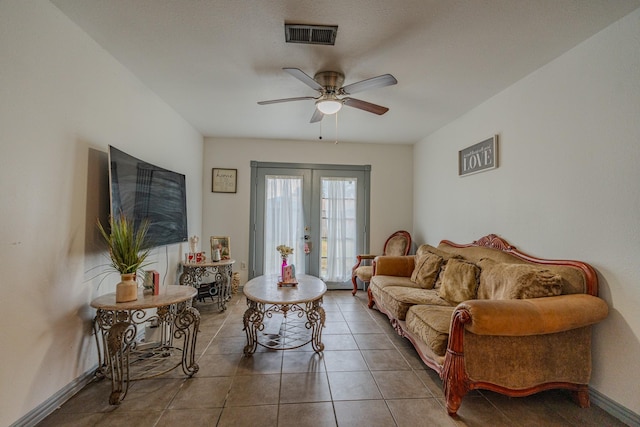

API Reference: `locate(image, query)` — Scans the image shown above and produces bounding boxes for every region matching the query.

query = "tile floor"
[38,290,627,427]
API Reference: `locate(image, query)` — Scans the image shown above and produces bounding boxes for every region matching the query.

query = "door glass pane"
[320,177,357,282]
[250,162,368,287]
[264,175,306,276]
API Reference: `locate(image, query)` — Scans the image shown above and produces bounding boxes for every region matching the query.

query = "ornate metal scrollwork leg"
[174,305,200,376]
[179,269,196,287]
[219,264,232,310]
[306,298,326,353]
[93,320,106,380]
[182,264,233,311]
[243,299,265,355]
[105,321,136,405]
[213,268,227,311]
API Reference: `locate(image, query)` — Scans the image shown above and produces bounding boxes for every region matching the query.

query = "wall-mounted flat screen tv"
[108,145,188,247]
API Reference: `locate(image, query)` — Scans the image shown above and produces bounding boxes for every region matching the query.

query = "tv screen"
[108,145,188,247]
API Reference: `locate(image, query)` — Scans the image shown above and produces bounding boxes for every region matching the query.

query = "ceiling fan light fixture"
[316,98,342,115]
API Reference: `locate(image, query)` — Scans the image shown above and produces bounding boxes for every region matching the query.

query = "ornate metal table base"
[243,298,325,355]
[180,260,234,311]
[92,291,200,405]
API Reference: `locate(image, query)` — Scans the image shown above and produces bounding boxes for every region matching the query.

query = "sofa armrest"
[456,294,608,336]
[373,255,415,277]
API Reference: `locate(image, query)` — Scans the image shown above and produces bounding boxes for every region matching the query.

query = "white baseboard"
[590,388,640,427]
[10,366,97,427]
[11,329,145,426]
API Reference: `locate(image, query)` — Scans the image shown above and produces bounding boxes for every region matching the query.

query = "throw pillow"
[477,258,563,299]
[410,252,443,289]
[416,245,464,288]
[438,258,480,304]
[416,244,457,260]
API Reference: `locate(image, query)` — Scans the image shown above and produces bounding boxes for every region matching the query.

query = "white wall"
[414,8,640,415]
[0,2,203,425]
[203,137,414,285]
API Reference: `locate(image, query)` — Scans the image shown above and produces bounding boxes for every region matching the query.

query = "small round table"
[242,274,326,355]
[91,285,200,404]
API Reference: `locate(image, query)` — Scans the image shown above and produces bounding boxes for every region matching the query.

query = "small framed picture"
[212,168,237,193]
[210,236,231,260]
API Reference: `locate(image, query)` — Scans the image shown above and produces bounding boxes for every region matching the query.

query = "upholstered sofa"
[367,234,608,415]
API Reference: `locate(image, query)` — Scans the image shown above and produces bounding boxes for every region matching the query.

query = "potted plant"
[97,213,152,302]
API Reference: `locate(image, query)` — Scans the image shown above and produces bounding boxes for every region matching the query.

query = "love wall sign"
[458,135,498,177]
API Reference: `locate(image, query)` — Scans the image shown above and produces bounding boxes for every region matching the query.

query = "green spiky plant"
[97,213,152,275]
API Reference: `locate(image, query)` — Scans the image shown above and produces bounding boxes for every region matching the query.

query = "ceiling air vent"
[285,24,338,45]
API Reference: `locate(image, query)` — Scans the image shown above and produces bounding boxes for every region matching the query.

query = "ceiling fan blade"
[257,96,315,105]
[342,97,389,115]
[340,74,397,95]
[284,68,323,91]
[310,108,324,123]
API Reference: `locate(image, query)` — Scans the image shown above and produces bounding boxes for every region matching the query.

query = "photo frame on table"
[210,236,231,260]
[212,168,237,193]
[458,135,498,177]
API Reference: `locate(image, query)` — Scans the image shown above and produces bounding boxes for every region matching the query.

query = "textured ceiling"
[51,0,639,144]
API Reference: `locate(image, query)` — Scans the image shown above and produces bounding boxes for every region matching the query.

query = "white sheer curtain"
[322,178,356,282]
[264,175,306,276]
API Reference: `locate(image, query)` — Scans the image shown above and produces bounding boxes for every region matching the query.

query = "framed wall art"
[210,236,231,260]
[212,168,237,193]
[459,135,498,177]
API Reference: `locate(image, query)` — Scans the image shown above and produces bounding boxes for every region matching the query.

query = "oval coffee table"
[242,274,326,355]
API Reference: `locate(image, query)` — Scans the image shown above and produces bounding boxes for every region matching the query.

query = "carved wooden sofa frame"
[367,234,607,415]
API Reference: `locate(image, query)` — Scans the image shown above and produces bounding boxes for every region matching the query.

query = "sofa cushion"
[438,258,480,304]
[370,275,421,291]
[373,285,452,320]
[477,258,563,300]
[406,305,456,357]
[410,252,443,289]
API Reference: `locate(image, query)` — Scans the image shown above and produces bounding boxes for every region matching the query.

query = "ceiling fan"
[258,68,397,123]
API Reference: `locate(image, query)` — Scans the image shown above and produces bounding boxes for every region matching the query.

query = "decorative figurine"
[189,235,199,253]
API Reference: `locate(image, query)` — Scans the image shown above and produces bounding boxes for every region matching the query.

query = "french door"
[249,161,370,289]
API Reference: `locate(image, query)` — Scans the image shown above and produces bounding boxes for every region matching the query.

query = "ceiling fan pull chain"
[335,111,339,144]
[318,118,323,140]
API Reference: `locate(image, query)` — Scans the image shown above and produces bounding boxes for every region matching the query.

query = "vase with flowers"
[97,213,152,302]
[276,244,294,278]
